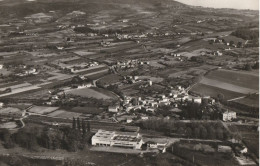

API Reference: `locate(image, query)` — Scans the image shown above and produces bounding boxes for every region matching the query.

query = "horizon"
[174,0,259,10]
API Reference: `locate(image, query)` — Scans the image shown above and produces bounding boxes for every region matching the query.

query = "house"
[141,116,149,120]
[108,105,120,113]
[0,64,3,69]
[91,129,143,149]
[0,102,4,108]
[147,141,168,153]
[218,145,232,153]
[126,118,133,123]
[223,111,236,121]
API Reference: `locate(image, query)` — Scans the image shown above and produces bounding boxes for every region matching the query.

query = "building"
[223,111,236,121]
[0,102,4,108]
[108,105,120,113]
[92,129,143,149]
[218,145,232,153]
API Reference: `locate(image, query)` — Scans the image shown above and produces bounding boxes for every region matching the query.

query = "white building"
[223,111,236,121]
[92,129,143,149]
[108,105,120,113]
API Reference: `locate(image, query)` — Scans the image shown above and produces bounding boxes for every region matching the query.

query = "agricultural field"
[191,69,259,100]
[47,110,82,119]
[232,94,259,108]
[205,69,259,90]
[191,83,244,100]
[28,106,59,115]
[97,74,123,86]
[68,106,104,114]
[67,87,117,100]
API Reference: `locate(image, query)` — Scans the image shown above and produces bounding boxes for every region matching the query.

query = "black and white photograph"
[0,0,258,166]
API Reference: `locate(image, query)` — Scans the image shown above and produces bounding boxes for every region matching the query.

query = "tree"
[237,42,242,48]
[244,64,252,71]
[208,127,216,139]
[77,118,81,131]
[200,126,208,139]
[194,127,200,138]
[217,93,224,101]
[186,127,192,138]
[72,117,76,130]
[230,40,234,46]
[87,121,90,132]
[82,120,86,136]
[216,128,223,140]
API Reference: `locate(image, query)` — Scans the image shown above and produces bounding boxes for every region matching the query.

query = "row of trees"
[141,120,230,140]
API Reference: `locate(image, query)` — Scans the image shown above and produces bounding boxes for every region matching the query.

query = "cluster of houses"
[16,68,38,77]
[113,60,149,69]
[109,85,215,115]
[59,61,99,73]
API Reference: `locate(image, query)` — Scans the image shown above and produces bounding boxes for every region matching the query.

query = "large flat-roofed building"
[92,129,143,149]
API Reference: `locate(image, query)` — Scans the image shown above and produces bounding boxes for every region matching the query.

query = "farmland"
[191,83,244,100]
[205,69,259,90]
[67,87,117,100]
[191,69,259,100]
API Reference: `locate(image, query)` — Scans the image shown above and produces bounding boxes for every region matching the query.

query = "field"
[232,94,259,108]
[200,77,256,94]
[67,87,117,100]
[69,106,104,114]
[47,110,82,119]
[205,69,259,90]
[28,106,59,115]
[191,83,244,100]
[97,74,123,86]
[191,69,259,100]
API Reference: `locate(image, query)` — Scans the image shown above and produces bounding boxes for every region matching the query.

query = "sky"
[174,0,259,10]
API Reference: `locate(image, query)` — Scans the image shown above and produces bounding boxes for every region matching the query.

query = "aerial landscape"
[0,0,258,166]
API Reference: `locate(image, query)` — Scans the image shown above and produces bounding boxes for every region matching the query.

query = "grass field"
[200,77,257,94]
[97,74,123,86]
[233,94,259,108]
[67,87,117,100]
[191,69,259,100]
[47,110,82,119]
[28,106,59,115]
[205,69,259,90]
[69,106,104,114]
[191,83,244,100]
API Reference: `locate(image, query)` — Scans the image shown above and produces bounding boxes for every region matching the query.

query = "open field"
[0,122,17,129]
[67,87,117,100]
[232,94,259,108]
[191,69,259,100]
[97,74,123,86]
[200,77,257,94]
[205,69,259,90]
[47,110,82,119]
[68,106,104,114]
[191,83,244,100]
[28,106,59,115]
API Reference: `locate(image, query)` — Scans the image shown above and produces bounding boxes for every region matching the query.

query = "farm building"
[91,129,143,149]
[108,105,120,113]
[222,111,236,121]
